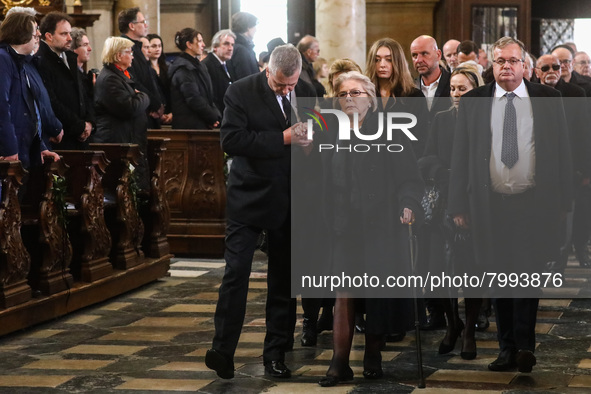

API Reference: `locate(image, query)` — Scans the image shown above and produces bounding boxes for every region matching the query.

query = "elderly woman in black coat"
[318,71,423,387]
[93,36,150,190]
[168,28,220,130]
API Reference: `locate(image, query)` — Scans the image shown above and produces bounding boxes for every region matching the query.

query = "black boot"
[301,318,317,347]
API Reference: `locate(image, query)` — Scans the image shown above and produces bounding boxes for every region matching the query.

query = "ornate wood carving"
[0,161,31,308]
[148,130,226,257]
[143,137,171,257]
[89,143,145,269]
[56,151,113,282]
[21,158,74,295]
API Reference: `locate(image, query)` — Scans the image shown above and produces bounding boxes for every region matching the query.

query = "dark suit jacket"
[122,35,163,113]
[552,78,591,178]
[416,66,452,120]
[221,71,316,229]
[228,33,259,81]
[448,79,573,267]
[202,53,233,115]
[570,71,591,97]
[36,41,94,150]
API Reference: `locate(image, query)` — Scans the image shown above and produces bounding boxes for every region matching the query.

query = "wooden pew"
[0,161,32,308]
[89,143,145,269]
[147,129,226,257]
[54,150,113,282]
[20,157,74,295]
[143,137,171,258]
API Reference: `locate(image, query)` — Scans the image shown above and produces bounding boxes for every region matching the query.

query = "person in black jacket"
[202,29,235,115]
[37,12,94,150]
[168,28,220,129]
[228,12,259,80]
[93,37,150,190]
[118,7,164,128]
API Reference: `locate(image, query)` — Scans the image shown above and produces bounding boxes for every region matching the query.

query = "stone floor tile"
[249,281,268,289]
[192,291,219,301]
[245,317,266,327]
[151,361,212,372]
[24,329,63,339]
[171,261,225,269]
[114,378,211,391]
[0,375,74,388]
[315,349,400,362]
[63,315,100,324]
[129,317,209,327]
[168,270,209,278]
[161,304,217,313]
[61,344,146,355]
[264,382,355,393]
[250,272,267,279]
[427,369,516,384]
[578,359,591,368]
[99,302,133,311]
[128,288,160,298]
[569,375,591,387]
[98,328,187,342]
[24,359,114,370]
[411,389,502,393]
[446,355,497,366]
[238,332,267,343]
[537,310,563,319]
[539,299,571,307]
[295,364,364,377]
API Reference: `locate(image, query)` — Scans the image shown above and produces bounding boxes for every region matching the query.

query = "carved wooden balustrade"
[20,157,73,296]
[89,143,145,270]
[143,137,171,258]
[0,161,31,308]
[54,150,113,282]
[148,129,226,257]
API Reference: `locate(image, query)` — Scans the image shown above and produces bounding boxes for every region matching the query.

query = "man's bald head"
[443,39,460,70]
[552,47,574,81]
[410,35,441,81]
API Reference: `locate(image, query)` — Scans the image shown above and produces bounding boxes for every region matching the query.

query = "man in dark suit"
[229,11,259,80]
[37,12,94,150]
[553,45,591,97]
[118,7,163,127]
[449,37,573,373]
[205,44,316,380]
[411,35,452,124]
[202,29,235,115]
[536,54,591,269]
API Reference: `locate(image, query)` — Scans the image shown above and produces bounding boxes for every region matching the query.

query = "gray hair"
[70,27,88,50]
[6,6,38,17]
[491,36,526,61]
[268,44,302,77]
[333,71,378,111]
[211,29,236,48]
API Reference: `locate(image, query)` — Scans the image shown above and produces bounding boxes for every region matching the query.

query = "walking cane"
[409,222,426,388]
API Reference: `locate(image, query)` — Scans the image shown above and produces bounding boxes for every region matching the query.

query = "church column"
[80,0,115,70]
[316,0,367,69]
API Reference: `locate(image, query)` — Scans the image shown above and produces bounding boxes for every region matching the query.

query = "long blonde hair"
[365,38,415,97]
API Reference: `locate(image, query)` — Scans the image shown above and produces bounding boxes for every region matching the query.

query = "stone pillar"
[81,0,115,70]
[316,0,366,70]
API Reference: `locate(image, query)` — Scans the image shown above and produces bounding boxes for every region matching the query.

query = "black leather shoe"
[362,368,384,379]
[516,350,537,373]
[385,332,406,342]
[354,313,366,333]
[318,367,354,387]
[476,312,490,331]
[205,349,234,379]
[264,360,291,378]
[420,313,446,330]
[301,318,317,347]
[488,349,517,372]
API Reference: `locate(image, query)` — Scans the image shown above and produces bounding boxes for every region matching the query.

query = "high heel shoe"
[460,335,477,360]
[438,320,465,355]
[318,366,354,387]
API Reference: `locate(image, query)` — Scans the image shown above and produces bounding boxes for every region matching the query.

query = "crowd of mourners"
[1,5,590,388]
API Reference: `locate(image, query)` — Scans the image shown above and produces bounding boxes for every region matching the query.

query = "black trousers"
[489,190,539,352]
[212,217,294,364]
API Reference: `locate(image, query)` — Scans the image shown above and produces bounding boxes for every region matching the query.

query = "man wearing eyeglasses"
[449,37,573,374]
[536,54,591,271]
[118,7,164,128]
[552,45,591,97]
[574,51,591,77]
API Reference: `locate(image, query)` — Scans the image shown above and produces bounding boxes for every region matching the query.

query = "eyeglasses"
[538,64,561,72]
[493,58,523,67]
[121,50,133,55]
[337,90,368,98]
[558,59,571,65]
[576,60,590,66]
[133,20,148,25]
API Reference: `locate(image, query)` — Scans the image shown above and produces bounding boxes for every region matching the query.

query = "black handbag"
[421,181,443,225]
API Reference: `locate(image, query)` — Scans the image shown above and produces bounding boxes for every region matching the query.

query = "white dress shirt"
[490,80,536,194]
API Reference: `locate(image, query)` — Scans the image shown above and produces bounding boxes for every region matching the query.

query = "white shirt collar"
[494,79,529,98]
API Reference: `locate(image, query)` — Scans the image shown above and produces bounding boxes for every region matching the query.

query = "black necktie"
[282,95,291,126]
[501,92,518,168]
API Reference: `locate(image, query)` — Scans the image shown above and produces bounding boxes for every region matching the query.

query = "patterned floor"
[0,252,590,393]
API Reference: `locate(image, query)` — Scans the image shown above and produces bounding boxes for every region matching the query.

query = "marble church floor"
[1,252,591,393]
